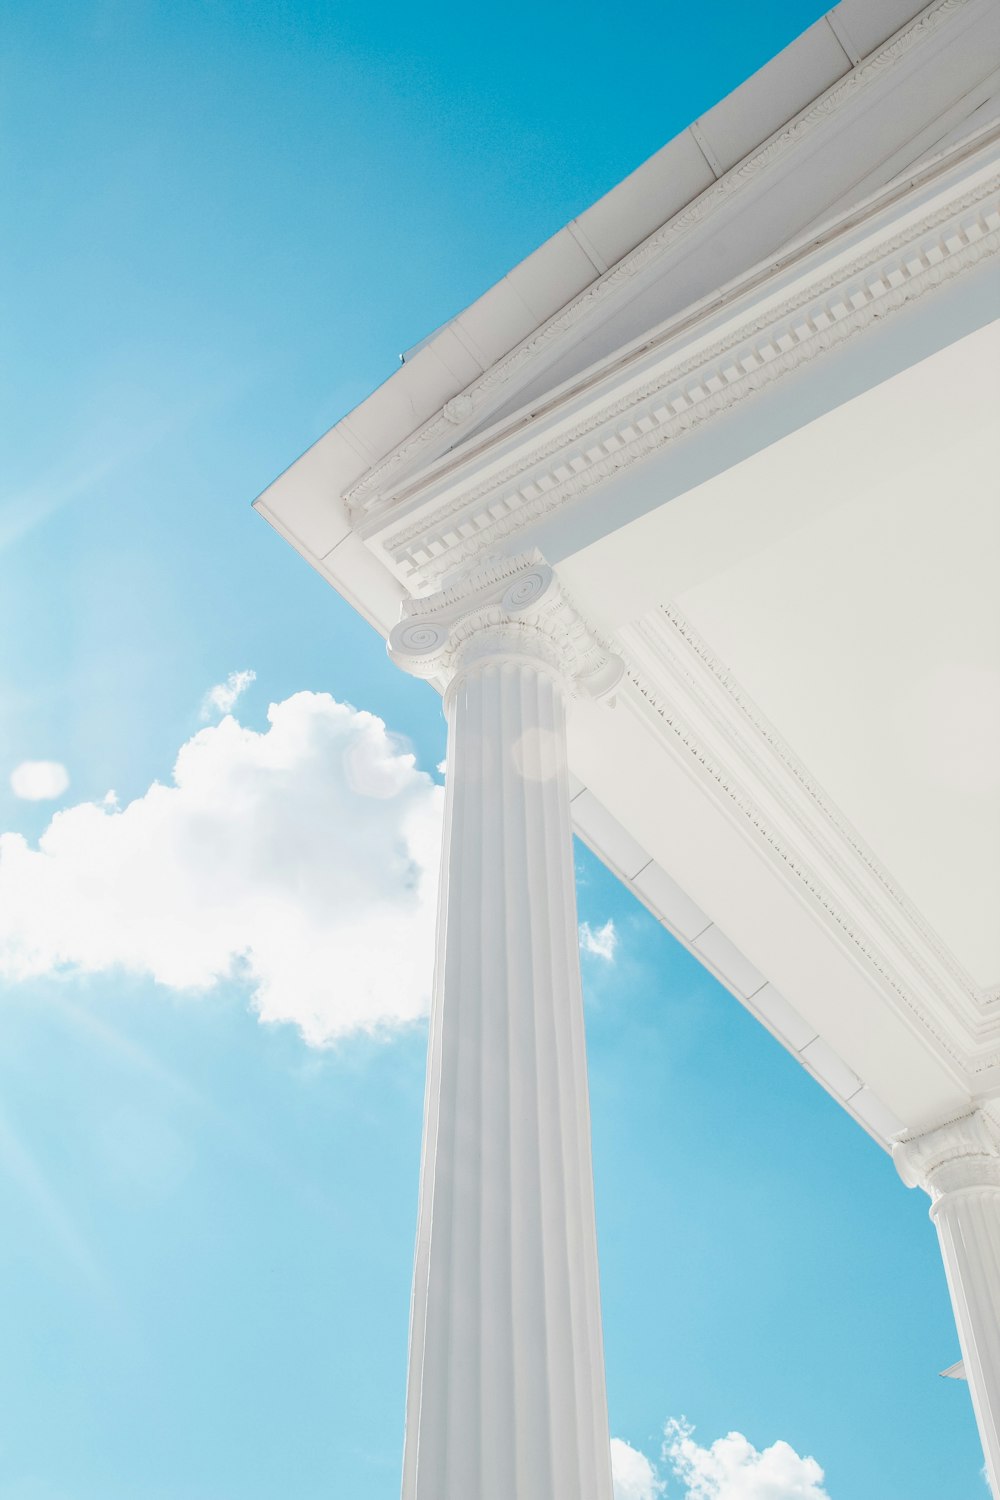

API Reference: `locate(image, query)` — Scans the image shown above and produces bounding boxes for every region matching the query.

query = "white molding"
[343,0,991,531]
[616,603,1000,1076]
[362,139,999,589]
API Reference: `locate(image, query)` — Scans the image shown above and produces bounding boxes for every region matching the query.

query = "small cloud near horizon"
[10,761,70,802]
[611,1420,830,1500]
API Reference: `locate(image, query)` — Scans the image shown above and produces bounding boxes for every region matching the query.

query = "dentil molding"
[374,148,999,590]
[344,0,984,523]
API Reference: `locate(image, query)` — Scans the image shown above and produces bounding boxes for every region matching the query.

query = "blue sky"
[0,1,986,1496]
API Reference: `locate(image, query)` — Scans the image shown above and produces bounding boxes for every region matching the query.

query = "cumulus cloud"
[609,1422,830,1500]
[612,1437,664,1500]
[580,918,618,961]
[0,692,443,1044]
[10,761,69,801]
[663,1418,830,1500]
[201,668,256,718]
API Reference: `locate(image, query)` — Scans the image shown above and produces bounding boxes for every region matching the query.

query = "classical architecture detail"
[618,605,998,1076]
[254,1,1000,1486]
[344,0,981,517]
[375,155,999,587]
[442,393,474,425]
[392,553,616,1500]
[388,552,624,701]
[894,1109,1000,1196]
[894,1110,1000,1489]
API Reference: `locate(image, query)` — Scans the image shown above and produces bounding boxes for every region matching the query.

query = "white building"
[255,1,1000,1493]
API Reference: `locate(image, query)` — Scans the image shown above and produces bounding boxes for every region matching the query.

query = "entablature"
[354,128,999,592]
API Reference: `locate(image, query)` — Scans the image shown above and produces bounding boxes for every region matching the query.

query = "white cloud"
[10,761,69,802]
[663,1418,830,1500]
[201,668,256,718]
[0,692,443,1045]
[580,918,618,961]
[612,1437,664,1500]
[609,1421,830,1500]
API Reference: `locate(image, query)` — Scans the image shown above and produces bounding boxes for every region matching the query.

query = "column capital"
[893,1108,1000,1200]
[387,550,623,700]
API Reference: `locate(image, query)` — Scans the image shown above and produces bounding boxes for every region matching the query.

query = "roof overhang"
[254,0,1000,1149]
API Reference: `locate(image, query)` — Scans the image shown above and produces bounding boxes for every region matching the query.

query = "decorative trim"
[617,604,999,1075]
[387,551,623,699]
[380,165,999,587]
[894,1109,1000,1196]
[657,605,993,1019]
[344,0,982,519]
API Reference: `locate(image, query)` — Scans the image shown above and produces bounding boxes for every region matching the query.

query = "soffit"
[557,321,1000,1021]
[672,336,1000,991]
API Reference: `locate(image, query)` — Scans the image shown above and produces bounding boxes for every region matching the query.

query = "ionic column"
[894,1109,1000,1495]
[388,555,622,1500]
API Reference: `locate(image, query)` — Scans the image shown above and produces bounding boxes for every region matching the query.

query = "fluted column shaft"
[895,1111,1000,1497]
[389,556,620,1500]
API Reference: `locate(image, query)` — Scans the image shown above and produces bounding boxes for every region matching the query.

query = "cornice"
[344,0,983,527]
[375,161,999,588]
[617,603,998,1080]
[386,552,623,699]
